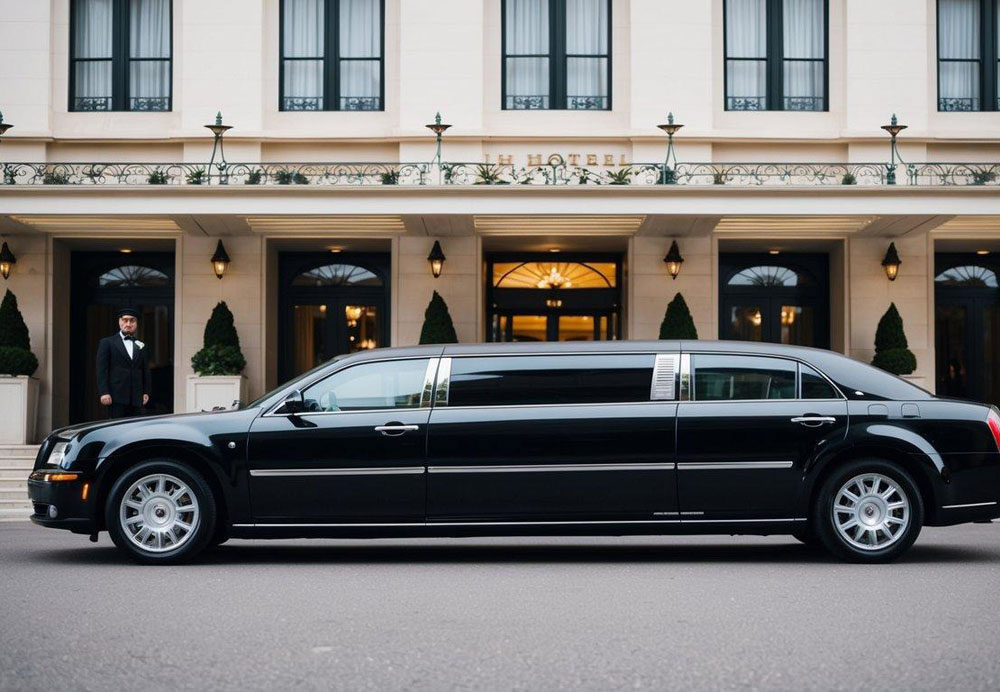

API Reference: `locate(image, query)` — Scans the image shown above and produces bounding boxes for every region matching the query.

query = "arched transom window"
[935,265,999,288]
[98,265,170,288]
[493,262,617,289]
[727,265,810,287]
[292,263,383,287]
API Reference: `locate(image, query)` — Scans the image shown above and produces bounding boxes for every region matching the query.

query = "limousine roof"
[333,340,932,402]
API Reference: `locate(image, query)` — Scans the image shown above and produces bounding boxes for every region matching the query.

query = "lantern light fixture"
[880,114,907,185]
[210,239,231,279]
[663,240,684,280]
[427,240,446,278]
[656,112,684,184]
[0,241,15,280]
[882,242,901,281]
[425,112,451,167]
[204,111,233,184]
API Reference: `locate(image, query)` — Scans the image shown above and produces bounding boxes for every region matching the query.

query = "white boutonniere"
[134,340,145,350]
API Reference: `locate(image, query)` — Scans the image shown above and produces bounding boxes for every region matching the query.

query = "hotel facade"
[1,0,1000,440]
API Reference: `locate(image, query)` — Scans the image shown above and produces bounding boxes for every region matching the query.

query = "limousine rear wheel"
[814,459,923,563]
[106,459,216,565]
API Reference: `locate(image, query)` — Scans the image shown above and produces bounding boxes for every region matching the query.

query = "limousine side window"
[447,354,656,407]
[693,354,796,401]
[800,363,839,399]
[300,358,431,412]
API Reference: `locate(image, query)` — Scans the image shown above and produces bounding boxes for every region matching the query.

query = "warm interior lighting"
[549,248,561,253]
[318,304,327,314]
[546,298,563,308]
[427,240,446,278]
[345,305,363,326]
[977,249,991,255]
[750,310,763,327]
[120,248,132,254]
[768,249,781,255]
[537,267,572,289]
[780,306,797,326]
[328,246,343,253]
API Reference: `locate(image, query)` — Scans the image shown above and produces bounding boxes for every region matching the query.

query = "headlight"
[48,442,69,469]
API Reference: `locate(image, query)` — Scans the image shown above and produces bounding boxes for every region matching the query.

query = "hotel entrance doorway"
[486,254,622,342]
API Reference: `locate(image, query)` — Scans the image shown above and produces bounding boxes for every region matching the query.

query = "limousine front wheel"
[106,459,216,565]
[814,459,923,563]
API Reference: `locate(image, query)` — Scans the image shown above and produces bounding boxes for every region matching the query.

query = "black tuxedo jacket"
[96,333,152,406]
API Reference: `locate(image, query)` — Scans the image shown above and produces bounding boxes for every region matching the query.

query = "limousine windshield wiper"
[27,340,1000,564]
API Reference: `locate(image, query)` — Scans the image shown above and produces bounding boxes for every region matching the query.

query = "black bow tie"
[122,334,136,341]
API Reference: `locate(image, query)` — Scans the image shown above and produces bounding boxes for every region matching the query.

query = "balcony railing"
[1,160,998,187]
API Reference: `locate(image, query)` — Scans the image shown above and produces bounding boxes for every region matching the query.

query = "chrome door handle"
[374,424,419,436]
[790,416,837,427]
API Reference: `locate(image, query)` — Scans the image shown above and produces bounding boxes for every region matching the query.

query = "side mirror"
[278,389,305,415]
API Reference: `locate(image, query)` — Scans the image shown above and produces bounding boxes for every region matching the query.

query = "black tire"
[105,459,216,565]
[813,458,923,564]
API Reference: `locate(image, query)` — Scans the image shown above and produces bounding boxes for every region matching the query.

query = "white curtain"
[339,0,381,108]
[725,0,767,109]
[129,0,171,109]
[73,0,113,108]
[565,0,608,109]
[938,0,981,110]
[505,0,549,108]
[782,0,824,110]
[283,0,324,108]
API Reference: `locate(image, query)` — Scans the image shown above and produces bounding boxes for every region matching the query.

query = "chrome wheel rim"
[832,473,910,551]
[119,473,200,553]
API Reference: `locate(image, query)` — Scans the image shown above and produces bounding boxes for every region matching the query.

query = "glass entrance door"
[719,254,829,349]
[70,252,175,423]
[279,253,390,381]
[486,254,622,342]
[935,256,1000,407]
[494,312,614,342]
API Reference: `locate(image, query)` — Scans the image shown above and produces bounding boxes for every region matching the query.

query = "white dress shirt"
[120,331,135,359]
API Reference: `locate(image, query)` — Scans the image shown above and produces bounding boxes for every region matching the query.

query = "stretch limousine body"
[28,340,1000,564]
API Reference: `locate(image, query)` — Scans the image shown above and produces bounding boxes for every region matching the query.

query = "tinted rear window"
[693,354,797,401]
[448,354,656,406]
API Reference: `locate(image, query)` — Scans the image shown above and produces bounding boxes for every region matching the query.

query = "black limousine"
[28,340,1000,564]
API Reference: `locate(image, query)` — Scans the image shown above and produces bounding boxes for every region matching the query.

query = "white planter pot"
[0,376,39,444]
[186,375,247,413]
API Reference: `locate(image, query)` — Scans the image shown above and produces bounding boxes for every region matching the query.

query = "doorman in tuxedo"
[96,307,151,419]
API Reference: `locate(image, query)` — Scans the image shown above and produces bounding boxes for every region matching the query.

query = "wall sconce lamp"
[427,240,446,278]
[211,240,231,279]
[205,111,233,184]
[425,112,451,168]
[656,112,684,184]
[0,241,16,280]
[880,114,907,185]
[663,240,684,280]
[882,242,901,281]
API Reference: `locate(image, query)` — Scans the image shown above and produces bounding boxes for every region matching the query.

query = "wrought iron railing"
[0,160,997,186]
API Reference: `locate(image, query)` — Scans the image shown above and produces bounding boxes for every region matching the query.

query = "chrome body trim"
[941,501,998,509]
[232,518,807,528]
[434,357,452,407]
[250,467,425,477]
[427,462,676,474]
[419,358,439,408]
[678,353,691,401]
[676,461,795,470]
[650,353,679,401]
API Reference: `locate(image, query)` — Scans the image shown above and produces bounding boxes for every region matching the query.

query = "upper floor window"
[70,0,172,112]
[937,0,999,111]
[280,0,384,111]
[724,0,827,111]
[503,0,611,110]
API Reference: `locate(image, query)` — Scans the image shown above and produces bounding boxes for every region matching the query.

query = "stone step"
[0,489,29,501]
[0,468,32,480]
[0,480,28,491]
[0,506,33,521]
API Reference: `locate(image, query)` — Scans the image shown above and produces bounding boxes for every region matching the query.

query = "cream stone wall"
[178,236,265,406]
[396,236,479,346]
[630,236,715,341]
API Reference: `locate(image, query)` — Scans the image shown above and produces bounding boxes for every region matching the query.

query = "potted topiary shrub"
[186,301,248,412]
[659,292,699,339]
[871,302,917,376]
[0,290,40,444]
[419,291,458,344]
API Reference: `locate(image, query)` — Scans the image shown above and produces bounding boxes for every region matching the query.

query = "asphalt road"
[1,522,999,692]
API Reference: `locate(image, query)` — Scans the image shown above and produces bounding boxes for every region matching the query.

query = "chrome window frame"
[433,351,673,409]
[679,351,845,404]
[264,356,440,417]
